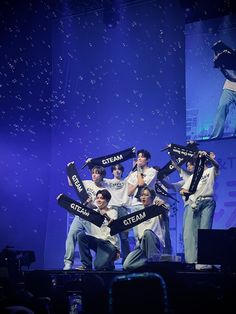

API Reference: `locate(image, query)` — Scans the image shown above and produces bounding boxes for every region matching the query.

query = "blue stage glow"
[1,2,235,271]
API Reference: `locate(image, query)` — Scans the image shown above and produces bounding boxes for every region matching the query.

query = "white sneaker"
[63,262,72,270]
[195,264,212,271]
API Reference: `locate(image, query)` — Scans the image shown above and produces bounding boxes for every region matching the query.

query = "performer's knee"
[143,229,152,239]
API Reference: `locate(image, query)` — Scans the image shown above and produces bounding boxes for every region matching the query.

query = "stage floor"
[20,262,236,314]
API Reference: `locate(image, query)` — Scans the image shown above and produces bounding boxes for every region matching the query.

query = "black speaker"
[198,228,236,271]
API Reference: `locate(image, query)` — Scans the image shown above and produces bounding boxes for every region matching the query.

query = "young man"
[159,159,196,255]
[160,159,196,196]
[180,151,219,270]
[210,40,236,139]
[210,78,236,139]
[127,149,157,245]
[77,189,120,271]
[104,164,131,263]
[63,166,106,270]
[123,187,166,270]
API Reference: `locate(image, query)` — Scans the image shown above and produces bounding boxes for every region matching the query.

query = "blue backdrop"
[185,15,236,140]
[1,1,235,271]
[45,0,185,269]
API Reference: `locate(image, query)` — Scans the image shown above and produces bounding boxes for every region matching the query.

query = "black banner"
[57,194,105,227]
[154,182,179,202]
[167,143,198,159]
[157,158,186,180]
[157,142,198,180]
[82,147,136,169]
[185,154,206,201]
[109,204,167,236]
[66,161,89,204]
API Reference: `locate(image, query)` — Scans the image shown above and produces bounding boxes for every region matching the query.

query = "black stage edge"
[17,262,236,314]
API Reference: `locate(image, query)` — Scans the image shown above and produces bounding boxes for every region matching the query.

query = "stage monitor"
[198,228,236,271]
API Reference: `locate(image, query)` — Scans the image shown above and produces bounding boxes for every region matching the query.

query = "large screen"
[185,15,236,141]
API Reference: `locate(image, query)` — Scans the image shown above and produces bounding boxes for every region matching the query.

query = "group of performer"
[59,143,219,272]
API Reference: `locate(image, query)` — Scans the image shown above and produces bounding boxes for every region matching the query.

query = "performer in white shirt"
[104,163,131,263]
[180,151,219,269]
[77,189,120,271]
[63,166,106,270]
[128,149,157,245]
[123,187,166,270]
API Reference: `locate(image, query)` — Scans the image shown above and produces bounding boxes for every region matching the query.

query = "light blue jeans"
[210,88,236,139]
[78,231,118,270]
[64,216,86,265]
[123,230,162,270]
[112,206,131,263]
[183,198,216,264]
[161,213,172,255]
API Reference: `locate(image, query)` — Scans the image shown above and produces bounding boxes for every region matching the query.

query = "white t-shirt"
[75,180,106,231]
[104,177,131,207]
[179,168,192,182]
[128,167,157,206]
[85,207,120,250]
[223,79,236,91]
[168,169,191,206]
[83,180,106,204]
[182,167,218,204]
[137,211,165,247]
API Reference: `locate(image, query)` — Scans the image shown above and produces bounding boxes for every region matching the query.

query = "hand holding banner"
[57,194,105,227]
[81,147,136,169]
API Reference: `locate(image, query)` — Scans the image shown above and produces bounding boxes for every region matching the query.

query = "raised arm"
[206,151,220,174]
[198,151,220,175]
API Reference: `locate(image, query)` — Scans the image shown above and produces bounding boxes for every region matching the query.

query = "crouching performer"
[77,189,120,271]
[123,187,166,270]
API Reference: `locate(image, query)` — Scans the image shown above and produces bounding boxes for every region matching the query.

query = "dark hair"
[91,166,106,178]
[141,187,156,201]
[111,163,124,173]
[96,189,111,202]
[186,158,196,167]
[137,149,151,160]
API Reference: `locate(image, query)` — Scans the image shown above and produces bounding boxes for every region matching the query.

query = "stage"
[18,262,236,314]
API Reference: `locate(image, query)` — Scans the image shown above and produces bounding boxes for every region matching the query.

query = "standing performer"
[77,189,120,271]
[63,166,106,270]
[123,187,166,270]
[210,40,236,139]
[210,78,236,139]
[127,149,157,245]
[180,151,219,270]
[159,159,196,256]
[104,163,131,263]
